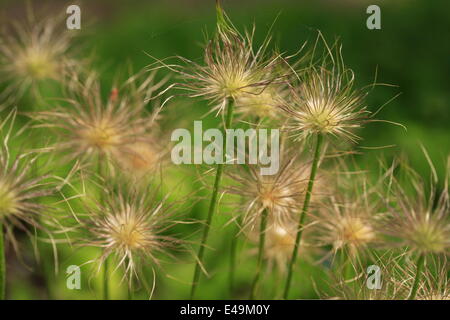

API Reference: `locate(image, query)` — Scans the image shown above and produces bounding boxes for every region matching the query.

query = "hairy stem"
[250,208,269,299]
[190,99,235,299]
[0,222,5,300]
[283,134,324,299]
[408,254,425,300]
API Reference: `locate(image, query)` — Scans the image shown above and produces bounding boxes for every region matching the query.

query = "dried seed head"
[382,160,450,255]
[169,5,285,117]
[32,71,168,173]
[281,43,369,142]
[0,109,57,255]
[314,200,377,255]
[258,223,313,273]
[74,181,181,282]
[312,169,381,256]
[408,217,448,254]
[337,216,375,248]
[0,14,78,100]
[227,151,323,229]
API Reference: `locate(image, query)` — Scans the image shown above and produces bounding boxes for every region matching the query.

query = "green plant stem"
[0,222,5,300]
[283,134,324,299]
[30,151,53,299]
[190,99,235,299]
[249,208,269,299]
[408,254,425,300]
[229,216,241,297]
[103,258,109,300]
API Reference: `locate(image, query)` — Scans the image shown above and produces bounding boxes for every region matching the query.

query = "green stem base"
[190,99,235,299]
[408,254,425,300]
[249,209,269,299]
[283,134,324,299]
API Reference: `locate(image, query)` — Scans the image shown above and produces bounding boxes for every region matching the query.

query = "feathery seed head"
[314,201,377,255]
[169,4,285,116]
[408,215,448,254]
[245,221,314,274]
[33,71,168,172]
[0,14,77,100]
[75,182,181,282]
[337,216,375,248]
[382,161,450,255]
[227,152,321,229]
[263,224,308,273]
[0,109,57,254]
[281,44,369,142]
[312,169,381,256]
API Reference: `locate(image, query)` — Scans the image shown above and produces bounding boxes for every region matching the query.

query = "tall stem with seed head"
[190,98,235,299]
[249,208,269,299]
[409,254,425,300]
[283,134,323,299]
[0,222,5,300]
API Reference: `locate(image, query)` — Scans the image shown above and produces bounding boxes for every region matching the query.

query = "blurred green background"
[0,0,449,299]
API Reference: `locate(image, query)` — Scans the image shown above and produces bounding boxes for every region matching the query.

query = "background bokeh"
[0,0,449,299]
